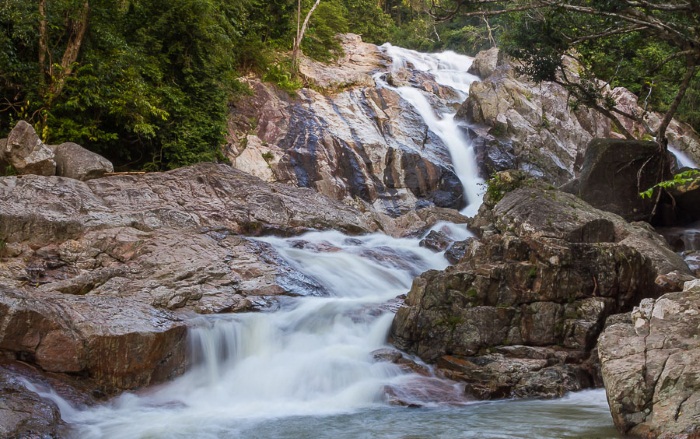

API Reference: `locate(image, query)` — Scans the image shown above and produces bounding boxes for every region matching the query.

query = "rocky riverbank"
[2,35,700,439]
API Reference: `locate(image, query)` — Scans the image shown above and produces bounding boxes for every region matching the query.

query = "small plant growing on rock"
[3,165,17,176]
[261,152,274,163]
[481,170,538,206]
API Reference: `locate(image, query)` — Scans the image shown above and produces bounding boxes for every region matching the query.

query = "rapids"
[27,46,620,438]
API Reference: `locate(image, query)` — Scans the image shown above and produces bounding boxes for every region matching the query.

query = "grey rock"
[391,187,687,399]
[4,121,56,176]
[419,230,452,252]
[456,56,610,185]
[0,368,64,438]
[599,285,700,438]
[467,47,501,79]
[51,142,114,181]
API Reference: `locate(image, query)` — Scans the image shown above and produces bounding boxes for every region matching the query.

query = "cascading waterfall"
[380,44,484,216]
[27,47,619,439]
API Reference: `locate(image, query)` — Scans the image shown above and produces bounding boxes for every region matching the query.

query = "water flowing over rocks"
[391,186,689,399]
[599,279,700,438]
[1,162,429,397]
[459,49,700,184]
[226,34,467,216]
[0,368,65,438]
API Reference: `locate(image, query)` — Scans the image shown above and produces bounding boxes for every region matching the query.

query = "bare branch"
[568,25,647,44]
[624,0,693,12]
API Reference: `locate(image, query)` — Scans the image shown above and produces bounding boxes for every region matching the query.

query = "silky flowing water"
[33,46,620,438]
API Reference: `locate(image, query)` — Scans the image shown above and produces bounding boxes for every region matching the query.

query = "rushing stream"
[30,46,620,438]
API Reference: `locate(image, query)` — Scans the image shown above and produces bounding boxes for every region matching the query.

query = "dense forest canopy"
[1,0,698,170]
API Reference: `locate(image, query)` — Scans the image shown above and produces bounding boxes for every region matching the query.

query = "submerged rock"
[599,280,700,438]
[391,187,688,399]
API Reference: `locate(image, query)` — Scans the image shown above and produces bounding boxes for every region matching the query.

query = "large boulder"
[0,286,188,393]
[467,47,501,79]
[3,121,56,176]
[599,280,700,438]
[567,138,666,223]
[0,163,378,245]
[457,51,610,185]
[391,187,688,399]
[51,142,114,181]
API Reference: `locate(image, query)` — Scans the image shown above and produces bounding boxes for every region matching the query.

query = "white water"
[43,231,462,438]
[669,145,698,169]
[24,48,618,439]
[380,44,484,216]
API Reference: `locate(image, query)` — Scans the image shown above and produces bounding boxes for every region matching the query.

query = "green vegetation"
[429,0,700,149]
[3,0,698,172]
[0,0,398,171]
[482,170,536,205]
[640,169,700,199]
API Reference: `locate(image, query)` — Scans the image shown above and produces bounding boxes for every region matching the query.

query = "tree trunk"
[49,1,90,97]
[291,0,321,76]
[38,0,48,78]
[656,58,697,150]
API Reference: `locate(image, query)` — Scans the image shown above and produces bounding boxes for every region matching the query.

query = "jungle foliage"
[3,1,699,170]
[0,0,397,170]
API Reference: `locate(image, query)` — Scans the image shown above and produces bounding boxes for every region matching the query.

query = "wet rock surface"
[0,361,96,438]
[0,162,413,400]
[599,280,700,439]
[391,187,688,399]
[226,35,467,216]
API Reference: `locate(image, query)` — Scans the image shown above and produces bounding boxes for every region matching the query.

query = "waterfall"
[669,145,699,169]
[24,47,618,439]
[380,44,484,216]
